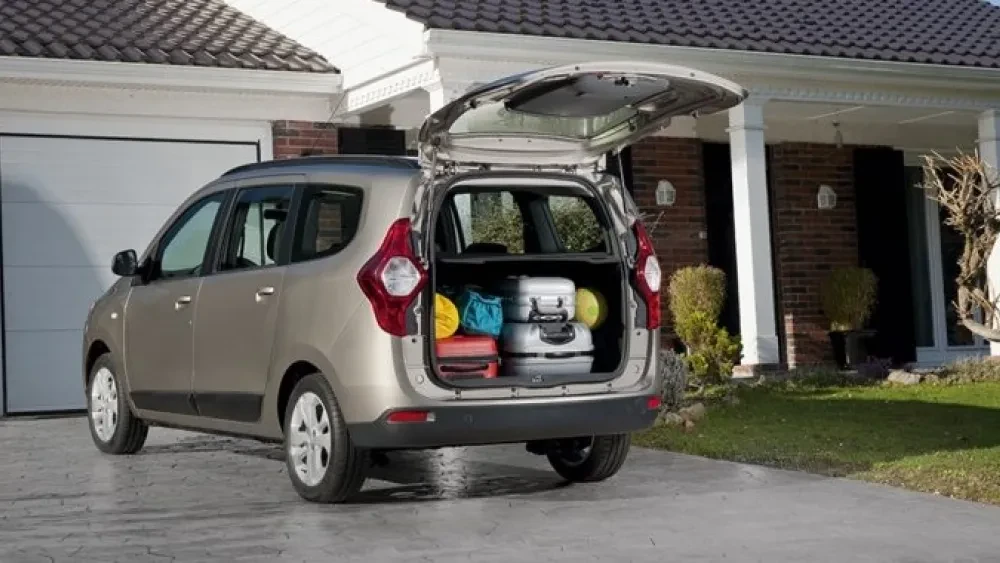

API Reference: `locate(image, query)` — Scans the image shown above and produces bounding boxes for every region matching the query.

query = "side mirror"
[112,249,139,277]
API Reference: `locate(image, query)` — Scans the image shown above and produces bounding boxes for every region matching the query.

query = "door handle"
[175,295,192,310]
[255,286,276,303]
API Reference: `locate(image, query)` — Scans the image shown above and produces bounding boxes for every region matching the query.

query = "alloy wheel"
[289,392,333,487]
[90,367,119,442]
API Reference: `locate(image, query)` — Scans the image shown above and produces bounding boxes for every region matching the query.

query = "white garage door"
[0,135,259,414]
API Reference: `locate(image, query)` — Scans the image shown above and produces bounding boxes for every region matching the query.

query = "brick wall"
[272,121,338,160]
[630,137,708,343]
[769,143,858,366]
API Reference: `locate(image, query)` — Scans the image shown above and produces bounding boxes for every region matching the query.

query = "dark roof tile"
[0,0,337,72]
[379,0,1000,69]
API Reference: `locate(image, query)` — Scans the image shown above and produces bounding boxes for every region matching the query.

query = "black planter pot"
[829,330,876,369]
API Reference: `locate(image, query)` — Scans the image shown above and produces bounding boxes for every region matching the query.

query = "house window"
[904,167,934,348]
[905,165,986,362]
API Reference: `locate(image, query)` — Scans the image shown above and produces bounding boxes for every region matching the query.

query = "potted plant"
[820,266,878,369]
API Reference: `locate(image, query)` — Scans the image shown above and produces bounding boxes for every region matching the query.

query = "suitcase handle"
[529,297,569,322]
[539,323,576,345]
[439,363,490,374]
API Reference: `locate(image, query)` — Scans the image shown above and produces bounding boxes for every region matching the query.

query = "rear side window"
[218,186,294,271]
[549,195,604,253]
[291,186,364,262]
[451,192,525,254]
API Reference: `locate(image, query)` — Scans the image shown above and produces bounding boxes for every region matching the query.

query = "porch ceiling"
[761,102,980,127]
[695,100,980,150]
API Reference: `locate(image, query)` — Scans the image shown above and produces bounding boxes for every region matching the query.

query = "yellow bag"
[435,293,460,339]
[575,287,608,330]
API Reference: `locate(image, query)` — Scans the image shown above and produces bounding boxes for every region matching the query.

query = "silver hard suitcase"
[500,322,594,377]
[495,276,576,322]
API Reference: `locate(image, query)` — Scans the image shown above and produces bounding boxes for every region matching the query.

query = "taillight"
[646,395,663,411]
[357,218,428,336]
[632,221,662,329]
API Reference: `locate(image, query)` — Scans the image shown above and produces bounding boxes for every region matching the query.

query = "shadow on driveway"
[141,436,568,503]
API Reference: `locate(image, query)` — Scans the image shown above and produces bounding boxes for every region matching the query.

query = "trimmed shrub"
[668,265,727,327]
[678,312,742,384]
[668,266,742,385]
[820,266,878,331]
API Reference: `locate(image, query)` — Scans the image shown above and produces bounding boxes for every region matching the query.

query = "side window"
[291,186,364,263]
[548,195,605,253]
[156,194,226,281]
[451,192,525,254]
[218,186,295,272]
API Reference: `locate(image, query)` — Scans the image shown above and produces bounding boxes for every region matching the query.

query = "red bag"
[435,335,499,380]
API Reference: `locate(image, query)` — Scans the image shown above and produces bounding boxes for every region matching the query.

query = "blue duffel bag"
[456,288,503,338]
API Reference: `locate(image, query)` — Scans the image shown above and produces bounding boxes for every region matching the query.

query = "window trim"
[144,191,231,284]
[289,183,365,265]
[209,184,298,276]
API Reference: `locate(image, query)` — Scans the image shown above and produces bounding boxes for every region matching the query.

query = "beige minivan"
[82,62,746,503]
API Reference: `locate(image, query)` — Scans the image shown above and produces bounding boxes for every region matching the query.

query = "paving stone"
[2,417,1000,562]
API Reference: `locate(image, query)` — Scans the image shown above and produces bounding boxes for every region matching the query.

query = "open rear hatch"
[418,61,746,169]
[400,62,746,391]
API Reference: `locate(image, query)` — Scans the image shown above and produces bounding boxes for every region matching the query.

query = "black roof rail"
[221,155,421,177]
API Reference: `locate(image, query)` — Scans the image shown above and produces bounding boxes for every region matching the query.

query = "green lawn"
[635,381,1000,505]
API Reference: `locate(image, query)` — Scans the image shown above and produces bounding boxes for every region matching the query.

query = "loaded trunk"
[430,256,627,388]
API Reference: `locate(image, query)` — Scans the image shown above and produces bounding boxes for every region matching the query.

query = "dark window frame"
[289,184,365,264]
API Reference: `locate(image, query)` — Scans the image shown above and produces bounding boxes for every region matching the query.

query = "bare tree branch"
[922,150,1000,341]
[962,319,1000,343]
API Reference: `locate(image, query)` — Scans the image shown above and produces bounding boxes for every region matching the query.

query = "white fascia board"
[341,57,439,116]
[0,56,342,95]
[426,30,1000,97]
[0,81,337,122]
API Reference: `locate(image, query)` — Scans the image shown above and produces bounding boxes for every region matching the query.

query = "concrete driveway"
[2,417,1000,563]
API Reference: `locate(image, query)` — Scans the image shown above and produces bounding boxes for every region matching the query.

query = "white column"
[424,80,467,113]
[728,100,780,366]
[979,110,1000,356]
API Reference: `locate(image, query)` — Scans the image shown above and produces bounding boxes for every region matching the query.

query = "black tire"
[283,373,368,503]
[547,434,631,483]
[86,354,148,455]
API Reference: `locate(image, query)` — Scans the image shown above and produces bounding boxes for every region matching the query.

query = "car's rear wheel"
[547,434,631,482]
[284,373,368,503]
[87,354,148,455]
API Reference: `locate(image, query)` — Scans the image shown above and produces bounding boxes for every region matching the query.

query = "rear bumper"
[347,394,659,450]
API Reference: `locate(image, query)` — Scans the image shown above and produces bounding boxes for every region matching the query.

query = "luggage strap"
[437,354,498,374]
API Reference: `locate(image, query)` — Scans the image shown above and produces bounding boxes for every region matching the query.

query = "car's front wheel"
[547,434,631,483]
[87,354,148,455]
[284,373,368,503]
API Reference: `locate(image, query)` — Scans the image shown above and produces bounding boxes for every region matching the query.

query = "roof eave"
[0,56,342,95]
[426,29,1000,93]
